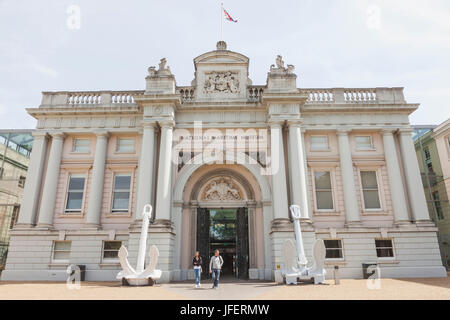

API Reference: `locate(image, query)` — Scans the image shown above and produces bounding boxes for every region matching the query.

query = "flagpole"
[220,2,223,41]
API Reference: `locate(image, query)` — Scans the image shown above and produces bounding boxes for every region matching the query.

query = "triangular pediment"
[194,51,249,68]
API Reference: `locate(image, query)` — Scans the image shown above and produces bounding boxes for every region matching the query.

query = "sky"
[0,0,449,129]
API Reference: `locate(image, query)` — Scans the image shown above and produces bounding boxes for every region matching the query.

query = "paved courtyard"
[0,275,449,300]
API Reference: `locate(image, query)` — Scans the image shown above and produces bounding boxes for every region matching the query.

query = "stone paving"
[0,276,449,300]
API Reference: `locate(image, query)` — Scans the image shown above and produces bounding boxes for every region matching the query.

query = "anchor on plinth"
[116,204,162,286]
[282,205,327,285]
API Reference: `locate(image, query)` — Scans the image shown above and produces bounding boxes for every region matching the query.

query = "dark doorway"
[196,208,249,280]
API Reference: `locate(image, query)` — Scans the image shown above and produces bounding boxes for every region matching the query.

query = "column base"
[13,223,35,229]
[270,218,292,232]
[415,220,436,227]
[395,220,413,227]
[34,224,54,230]
[345,221,363,228]
[81,224,101,231]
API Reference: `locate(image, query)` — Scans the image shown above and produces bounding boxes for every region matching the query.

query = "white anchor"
[282,205,327,285]
[116,204,162,286]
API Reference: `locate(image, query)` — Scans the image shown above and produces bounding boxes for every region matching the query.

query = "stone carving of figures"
[203,72,240,93]
[205,77,216,93]
[276,55,284,69]
[158,58,167,71]
[204,178,241,200]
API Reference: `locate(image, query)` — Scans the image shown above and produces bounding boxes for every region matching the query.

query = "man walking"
[209,249,223,289]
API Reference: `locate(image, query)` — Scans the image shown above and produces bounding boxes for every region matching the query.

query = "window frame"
[323,239,345,261]
[72,138,91,154]
[102,240,122,262]
[111,173,132,213]
[356,166,386,214]
[309,135,330,152]
[106,166,136,217]
[359,169,382,211]
[432,191,444,220]
[375,238,395,260]
[64,173,87,214]
[311,168,336,213]
[52,240,72,263]
[115,137,135,154]
[354,135,375,151]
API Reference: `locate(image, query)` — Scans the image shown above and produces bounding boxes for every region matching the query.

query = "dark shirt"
[193,256,202,267]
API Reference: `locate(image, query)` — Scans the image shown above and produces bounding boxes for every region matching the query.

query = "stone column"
[16,132,49,227]
[155,120,174,222]
[269,121,290,221]
[84,131,109,228]
[398,129,431,223]
[337,130,361,226]
[382,129,410,225]
[135,122,157,221]
[287,121,310,221]
[36,133,65,228]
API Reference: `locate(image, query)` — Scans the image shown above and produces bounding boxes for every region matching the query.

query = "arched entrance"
[172,152,273,281]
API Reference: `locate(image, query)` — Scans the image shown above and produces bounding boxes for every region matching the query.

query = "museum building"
[1,42,446,282]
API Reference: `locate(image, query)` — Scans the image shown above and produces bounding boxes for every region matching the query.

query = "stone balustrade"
[40,87,405,107]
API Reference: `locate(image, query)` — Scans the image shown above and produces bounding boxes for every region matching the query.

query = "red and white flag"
[223,7,238,23]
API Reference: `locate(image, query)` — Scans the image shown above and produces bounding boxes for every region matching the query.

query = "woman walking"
[193,251,202,288]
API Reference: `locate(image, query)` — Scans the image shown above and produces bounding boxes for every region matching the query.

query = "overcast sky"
[0,0,449,129]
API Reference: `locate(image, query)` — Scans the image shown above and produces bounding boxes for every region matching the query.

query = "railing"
[248,86,265,102]
[178,87,195,103]
[41,87,405,106]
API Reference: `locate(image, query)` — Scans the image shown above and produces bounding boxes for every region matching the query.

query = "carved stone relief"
[204,72,240,94]
[202,177,242,201]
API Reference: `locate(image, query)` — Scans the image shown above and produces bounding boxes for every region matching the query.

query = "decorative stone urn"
[116,204,162,286]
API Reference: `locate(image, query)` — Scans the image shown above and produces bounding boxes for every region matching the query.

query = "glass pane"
[310,136,328,150]
[104,241,122,250]
[375,240,392,248]
[326,249,343,259]
[113,192,130,209]
[314,171,331,189]
[363,190,381,209]
[117,139,134,152]
[73,139,90,152]
[55,241,71,251]
[376,248,394,258]
[355,136,372,149]
[103,250,119,259]
[324,240,342,249]
[69,177,85,191]
[361,171,378,189]
[66,192,83,210]
[114,175,131,190]
[316,191,334,210]
[54,251,70,260]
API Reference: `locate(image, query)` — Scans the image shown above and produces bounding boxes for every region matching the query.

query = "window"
[72,138,90,153]
[324,240,343,259]
[432,191,444,220]
[112,174,131,212]
[360,171,381,209]
[314,171,334,210]
[355,136,373,150]
[310,136,329,151]
[65,175,86,212]
[424,147,434,173]
[375,239,394,258]
[18,176,26,188]
[103,241,122,260]
[116,138,135,153]
[52,241,71,261]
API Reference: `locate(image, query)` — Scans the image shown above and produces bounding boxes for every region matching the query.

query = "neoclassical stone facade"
[1,42,446,282]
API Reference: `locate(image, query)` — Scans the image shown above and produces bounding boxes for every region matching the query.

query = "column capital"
[336,128,351,136]
[49,132,66,140]
[32,131,49,139]
[93,130,110,138]
[159,119,175,129]
[268,120,285,128]
[381,128,396,136]
[397,128,414,135]
[286,120,303,128]
[142,121,158,129]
